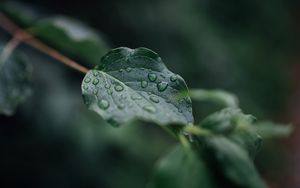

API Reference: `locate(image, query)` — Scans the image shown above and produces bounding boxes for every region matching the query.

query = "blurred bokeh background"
[0,0,300,187]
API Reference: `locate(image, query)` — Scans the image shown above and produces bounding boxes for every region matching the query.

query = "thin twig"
[0,12,89,74]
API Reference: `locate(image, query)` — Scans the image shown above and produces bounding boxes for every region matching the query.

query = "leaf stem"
[0,12,89,74]
[184,126,212,136]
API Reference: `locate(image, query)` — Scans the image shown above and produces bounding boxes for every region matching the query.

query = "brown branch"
[0,12,89,74]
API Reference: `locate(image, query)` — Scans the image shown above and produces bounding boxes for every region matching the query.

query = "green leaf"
[199,108,262,159]
[0,50,32,116]
[29,16,109,66]
[199,108,255,134]
[0,1,39,27]
[189,89,239,108]
[204,136,267,188]
[0,2,109,66]
[148,145,217,188]
[229,130,262,160]
[82,47,193,126]
[254,121,292,139]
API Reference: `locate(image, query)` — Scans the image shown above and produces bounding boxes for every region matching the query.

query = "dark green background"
[0,0,299,187]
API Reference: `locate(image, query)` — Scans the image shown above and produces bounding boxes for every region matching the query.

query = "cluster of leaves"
[81,47,291,188]
[0,2,292,188]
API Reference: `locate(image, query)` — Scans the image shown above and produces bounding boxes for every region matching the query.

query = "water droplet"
[83,85,88,90]
[118,69,124,73]
[84,77,91,83]
[108,118,120,127]
[157,82,168,92]
[107,89,113,95]
[170,75,178,82]
[149,96,159,103]
[131,95,142,100]
[148,73,157,82]
[143,105,156,113]
[105,83,111,89]
[92,78,99,85]
[118,103,125,109]
[114,85,124,92]
[141,81,148,88]
[93,71,99,76]
[93,89,98,95]
[98,99,110,109]
[126,67,132,72]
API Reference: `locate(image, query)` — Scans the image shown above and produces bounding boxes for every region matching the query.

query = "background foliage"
[0,0,299,188]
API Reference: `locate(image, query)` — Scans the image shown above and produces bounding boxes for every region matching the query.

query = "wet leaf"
[82,47,193,126]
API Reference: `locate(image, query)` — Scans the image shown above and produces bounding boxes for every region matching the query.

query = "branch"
[0,12,89,74]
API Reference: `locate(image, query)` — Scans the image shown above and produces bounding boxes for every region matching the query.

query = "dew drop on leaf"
[118,103,125,109]
[84,77,91,83]
[107,118,120,127]
[93,71,99,76]
[148,73,157,82]
[114,85,124,92]
[170,74,178,82]
[83,85,88,90]
[92,78,99,85]
[105,83,111,89]
[107,89,113,95]
[141,81,148,88]
[149,96,159,103]
[157,82,168,92]
[131,95,142,100]
[98,99,110,109]
[143,105,156,113]
[93,89,98,95]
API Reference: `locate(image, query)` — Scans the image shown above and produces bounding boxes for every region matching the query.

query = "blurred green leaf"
[229,130,262,160]
[204,136,267,188]
[199,108,262,159]
[0,47,32,115]
[0,1,39,26]
[254,121,292,139]
[199,108,255,134]
[82,47,194,127]
[148,145,217,188]
[0,1,109,66]
[29,16,109,66]
[189,89,239,108]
